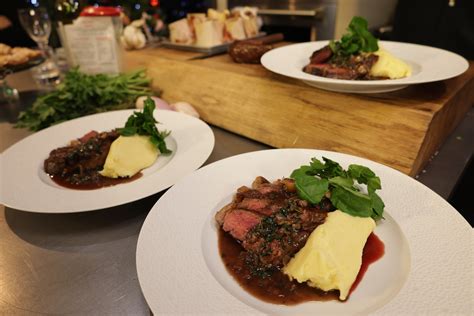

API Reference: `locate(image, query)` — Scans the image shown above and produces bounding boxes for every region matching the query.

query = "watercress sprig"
[290,157,384,220]
[329,16,379,57]
[118,97,172,154]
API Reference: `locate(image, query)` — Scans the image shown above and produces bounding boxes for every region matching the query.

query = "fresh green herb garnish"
[329,16,379,57]
[118,97,172,154]
[290,157,384,220]
[16,68,153,131]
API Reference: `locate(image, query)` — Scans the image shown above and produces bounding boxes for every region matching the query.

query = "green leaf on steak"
[290,157,384,220]
[329,16,379,57]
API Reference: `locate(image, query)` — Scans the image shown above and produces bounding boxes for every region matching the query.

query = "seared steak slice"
[243,198,329,269]
[44,130,119,183]
[304,46,383,80]
[304,63,357,79]
[222,209,262,241]
[216,177,333,274]
[216,177,293,224]
[309,45,333,64]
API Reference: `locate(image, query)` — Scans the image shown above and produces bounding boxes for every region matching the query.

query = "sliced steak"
[304,47,384,80]
[215,177,334,274]
[44,130,119,184]
[304,63,357,79]
[242,198,329,268]
[222,209,262,241]
[309,45,333,64]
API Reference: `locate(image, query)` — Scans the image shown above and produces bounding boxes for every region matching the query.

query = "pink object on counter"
[170,102,200,118]
[136,96,172,110]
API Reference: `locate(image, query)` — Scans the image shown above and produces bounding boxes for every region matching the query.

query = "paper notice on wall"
[63,17,122,74]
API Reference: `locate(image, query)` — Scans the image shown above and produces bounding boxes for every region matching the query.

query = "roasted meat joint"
[216,157,385,304]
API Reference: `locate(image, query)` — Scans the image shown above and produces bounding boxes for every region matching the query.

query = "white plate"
[261,41,469,93]
[136,149,472,315]
[1,110,215,213]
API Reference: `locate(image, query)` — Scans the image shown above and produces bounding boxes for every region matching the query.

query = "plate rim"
[261,40,469,87]
[1,109,215,213]
[136,148,472,315]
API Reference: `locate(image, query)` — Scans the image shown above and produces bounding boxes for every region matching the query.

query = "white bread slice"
[169,18,193,44]
[225,17,246,40]
[195,19,224,47]
[207,8,229,22]
[242,16,259,38]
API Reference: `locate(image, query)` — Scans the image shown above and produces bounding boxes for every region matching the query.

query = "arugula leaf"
[330,186,373,218]
[328,176,354,189]
[290,165,313,179]
[329,16,379,57]
[370,191,385,221]
[290,156,385,220]
[118,97,172,154]
[348,164,381,193]
[294,175,328,204]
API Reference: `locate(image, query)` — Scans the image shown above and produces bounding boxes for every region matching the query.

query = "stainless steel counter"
[0,69,472,314]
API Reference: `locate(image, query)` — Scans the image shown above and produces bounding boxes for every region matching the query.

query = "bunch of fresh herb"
[118,97,171,154]
[290,157,384,220]
[16,68,153,131]
[329,16,379,57]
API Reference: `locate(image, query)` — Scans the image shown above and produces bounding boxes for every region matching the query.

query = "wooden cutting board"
[124,46,473,176]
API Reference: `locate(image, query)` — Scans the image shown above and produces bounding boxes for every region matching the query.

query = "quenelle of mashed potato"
[100,135,159,178]
[283,210,375,300]
[370,48,412,79]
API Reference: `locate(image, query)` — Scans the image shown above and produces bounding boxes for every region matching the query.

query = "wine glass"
[18,7,61,87]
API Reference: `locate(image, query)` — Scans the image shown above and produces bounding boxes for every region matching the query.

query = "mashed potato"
[370,48,412,79]
[283,210,375,300]
[100,135,159,178]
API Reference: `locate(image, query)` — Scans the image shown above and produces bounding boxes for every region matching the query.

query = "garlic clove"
[170,102,200,118]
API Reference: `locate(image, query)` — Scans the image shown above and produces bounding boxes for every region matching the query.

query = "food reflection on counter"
[169,7,261,47]
[215,157,385,304]
[44,98,171,190]
[304,17,411,80]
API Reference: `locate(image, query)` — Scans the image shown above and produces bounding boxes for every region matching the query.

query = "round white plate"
[261,41,469,93]
[136,149,472,315]
[1,110,215,213]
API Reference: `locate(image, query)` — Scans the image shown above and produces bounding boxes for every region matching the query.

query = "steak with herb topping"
[215,176,333,275]
[44,130,119,185]
[303,45,385,80]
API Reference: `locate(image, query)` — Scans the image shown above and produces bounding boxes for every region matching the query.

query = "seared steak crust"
[44,130,119,185]
[215,177,333,275]
[303,45,386,80]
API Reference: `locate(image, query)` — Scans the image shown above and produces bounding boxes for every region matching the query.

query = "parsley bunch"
[118,97,171,154]
[16,68,152,131]
[290,157,384,220]
[329,16,379,56]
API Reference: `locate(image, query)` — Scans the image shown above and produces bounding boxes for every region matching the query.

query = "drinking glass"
[18,7,61,87]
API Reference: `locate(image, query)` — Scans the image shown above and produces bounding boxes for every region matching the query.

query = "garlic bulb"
[121,23,146,50]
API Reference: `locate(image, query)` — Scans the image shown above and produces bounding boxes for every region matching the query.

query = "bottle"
[55,0,83,24]
[57,5,124,74]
